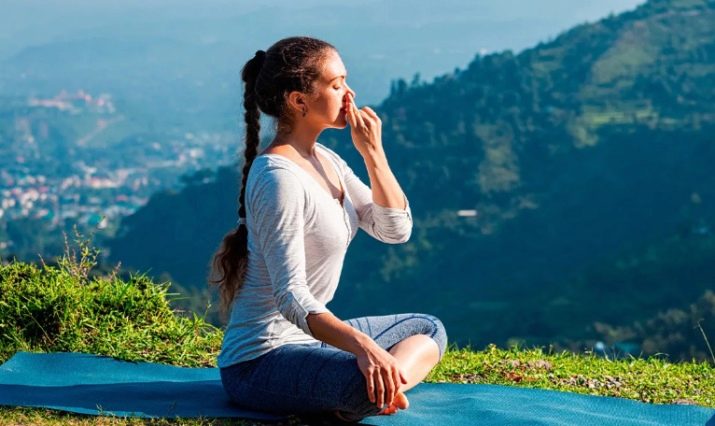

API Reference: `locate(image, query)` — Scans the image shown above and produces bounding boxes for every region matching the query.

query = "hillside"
[107,0,715,360]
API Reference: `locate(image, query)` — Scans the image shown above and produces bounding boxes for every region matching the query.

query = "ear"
[285,90,307,115]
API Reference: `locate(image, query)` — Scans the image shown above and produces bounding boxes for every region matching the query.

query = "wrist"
[348,330,376,355]
[362,146,387,168]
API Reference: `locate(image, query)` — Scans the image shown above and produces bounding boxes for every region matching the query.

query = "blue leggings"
[220,312,448,422]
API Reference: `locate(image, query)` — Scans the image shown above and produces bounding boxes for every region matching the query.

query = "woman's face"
[304,49,355,129]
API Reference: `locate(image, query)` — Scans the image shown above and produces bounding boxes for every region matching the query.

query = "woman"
[211,36,448,423]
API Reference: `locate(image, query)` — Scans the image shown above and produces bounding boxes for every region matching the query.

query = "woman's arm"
[344,90,406,209]
[306,311,373,353]
[306,310,407,409]
[328,146,413,244]
[251,167,331,336]
[363,148,406,210]
[341,91,412,243]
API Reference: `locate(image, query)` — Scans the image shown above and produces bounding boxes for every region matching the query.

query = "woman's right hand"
[355,340,409,409]
[344,91,384,159]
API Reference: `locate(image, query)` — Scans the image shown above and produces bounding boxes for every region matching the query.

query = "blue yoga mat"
[0,351,713,425]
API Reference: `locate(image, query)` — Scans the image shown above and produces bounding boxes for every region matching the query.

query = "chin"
[332,116,348,128]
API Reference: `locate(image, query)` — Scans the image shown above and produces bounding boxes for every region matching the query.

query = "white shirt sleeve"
[249,167,331,337]
[333,152,413,244]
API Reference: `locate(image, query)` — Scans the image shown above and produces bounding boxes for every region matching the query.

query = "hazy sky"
[1,0,647,104]
[1,0,646,57]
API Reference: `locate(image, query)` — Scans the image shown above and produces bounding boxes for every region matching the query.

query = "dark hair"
[209,36,336,321]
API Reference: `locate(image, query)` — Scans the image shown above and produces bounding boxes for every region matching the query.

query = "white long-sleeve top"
[217,142,413,368]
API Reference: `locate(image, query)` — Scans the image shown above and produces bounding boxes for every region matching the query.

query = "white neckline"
[258,144,346,208]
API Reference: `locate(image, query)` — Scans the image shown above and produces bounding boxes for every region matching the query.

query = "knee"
[421,314,448,360]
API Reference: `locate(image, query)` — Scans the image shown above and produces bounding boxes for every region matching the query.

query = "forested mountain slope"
[108,0,715,360]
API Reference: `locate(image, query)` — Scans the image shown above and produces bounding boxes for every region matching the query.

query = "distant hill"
[108,0,715,360]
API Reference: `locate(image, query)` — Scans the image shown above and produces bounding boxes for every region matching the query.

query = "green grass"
[0,236,713,425]
[433,344,713,406]
[0,240,222,368]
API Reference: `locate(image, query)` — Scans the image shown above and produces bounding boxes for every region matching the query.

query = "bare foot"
[378,391,409,415]
[333,391,410,421]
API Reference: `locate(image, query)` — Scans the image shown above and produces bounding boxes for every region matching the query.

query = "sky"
[1,0,647,104]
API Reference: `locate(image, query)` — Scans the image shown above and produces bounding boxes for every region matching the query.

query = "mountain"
[107,0,715,360]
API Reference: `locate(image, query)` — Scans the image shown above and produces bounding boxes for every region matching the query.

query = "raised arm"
[340,91,413,243]
[338,152,413,243]
[250,167,330,336]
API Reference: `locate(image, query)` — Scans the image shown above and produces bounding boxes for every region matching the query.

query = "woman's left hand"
[345,92,384,158]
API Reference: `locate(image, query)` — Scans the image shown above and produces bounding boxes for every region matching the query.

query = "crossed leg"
[220,313,448,424]
[323,313,447,421]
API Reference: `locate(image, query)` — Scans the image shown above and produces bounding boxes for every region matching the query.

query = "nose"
[344,83,356,99]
